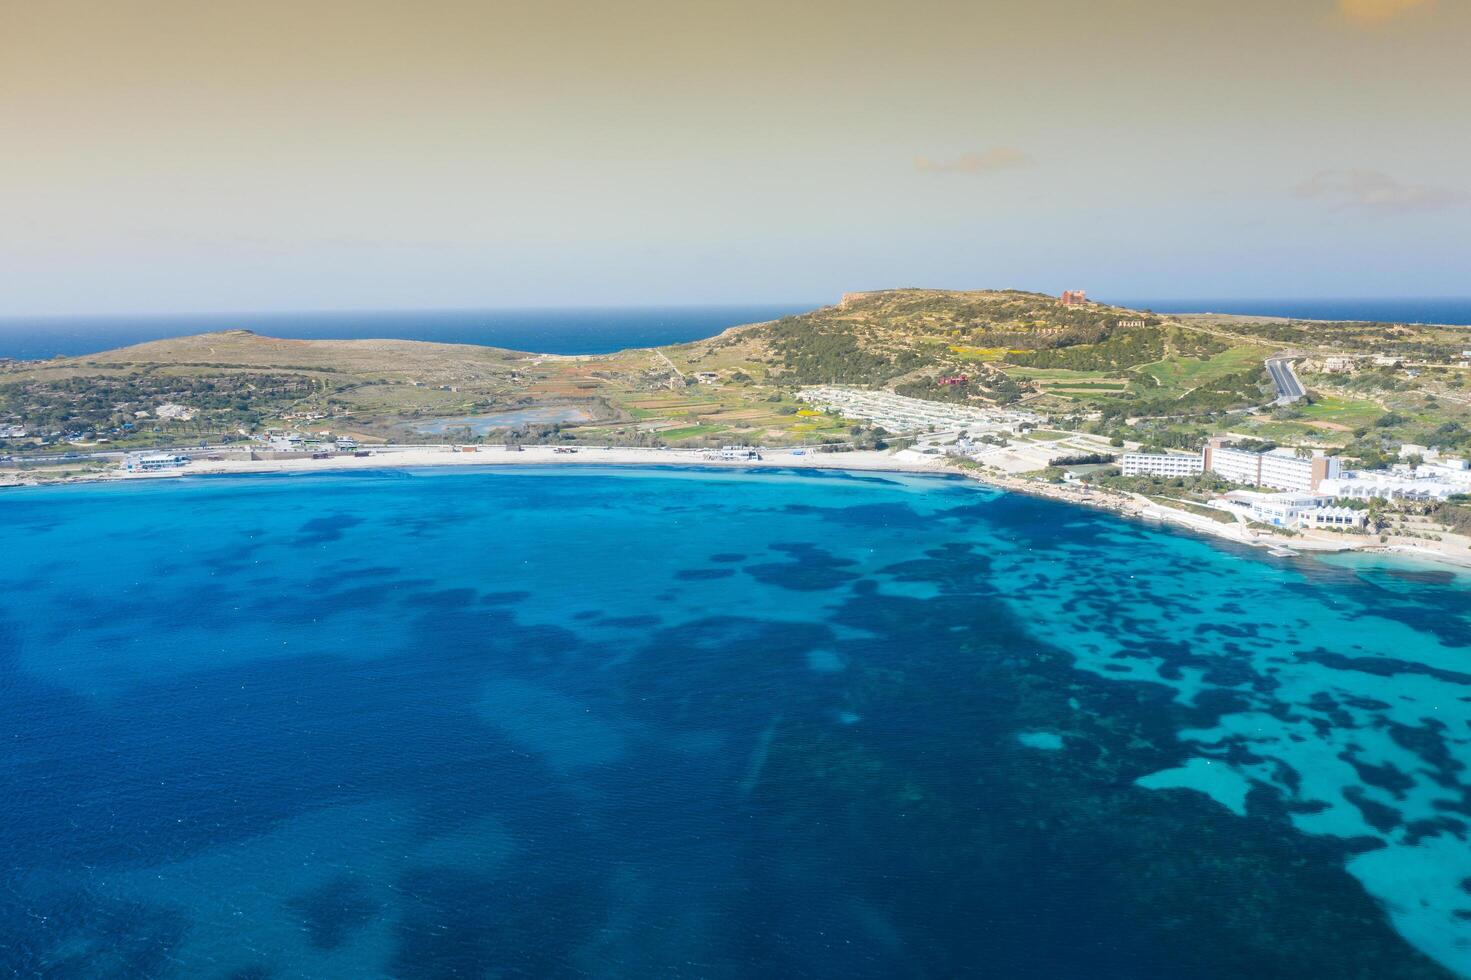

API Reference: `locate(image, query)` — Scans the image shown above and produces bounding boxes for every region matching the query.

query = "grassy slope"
[1138,345,1267,393]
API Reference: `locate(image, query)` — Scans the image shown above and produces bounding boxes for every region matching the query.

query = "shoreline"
[14,444,1471,572]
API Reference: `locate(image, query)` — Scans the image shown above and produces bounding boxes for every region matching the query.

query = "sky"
[1,0,1468,315]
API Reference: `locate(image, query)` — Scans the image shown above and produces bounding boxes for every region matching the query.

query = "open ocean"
[3,299,1469,361]
[0,306,809,360]
[3,466,1470,977]
[1116,297,1471,326]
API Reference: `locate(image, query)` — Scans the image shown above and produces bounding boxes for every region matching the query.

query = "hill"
[670,289,1275,418]
[3,290,1470,463]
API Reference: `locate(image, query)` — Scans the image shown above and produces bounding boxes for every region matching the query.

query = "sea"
[2,465,1470,978]
[0,305,809,360]
[2,299,1469,361]
[1116,297,1471,326]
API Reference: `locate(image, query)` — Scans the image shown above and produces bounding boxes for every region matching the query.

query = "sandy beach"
[86,443,1471,571]
[149,445,945,477]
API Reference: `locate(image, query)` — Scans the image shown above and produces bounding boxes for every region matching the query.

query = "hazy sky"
[2,0,1468,314]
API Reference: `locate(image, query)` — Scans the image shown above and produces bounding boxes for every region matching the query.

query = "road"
[1265,355,1305,404]
[652,348,685,381]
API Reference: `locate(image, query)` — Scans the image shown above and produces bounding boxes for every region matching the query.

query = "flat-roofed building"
[1260,449,1339,493]
[1203,439,1338,492]
[1308,506,1367,530]
[1222,490,1317,526]
[1203,442,1263,486]
[1414,459,1470,481]
[124,452,188,472]
[1319,473,1464,502]
[1121,452,1204,478]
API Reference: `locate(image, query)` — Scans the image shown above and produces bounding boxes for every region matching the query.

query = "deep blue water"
[3,466,1471,978]
[5,300,1466,362]
[1116,297,1471,326]
[0,305,809,360]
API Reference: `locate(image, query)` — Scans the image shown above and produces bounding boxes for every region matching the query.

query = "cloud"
[1294,169,1468,214]
[1336,0,1433,26]
[914,148,1035,175]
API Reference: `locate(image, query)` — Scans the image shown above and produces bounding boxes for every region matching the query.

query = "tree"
[1366,497,1388,533]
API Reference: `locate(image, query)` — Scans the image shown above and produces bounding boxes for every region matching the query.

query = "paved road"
[1265,356,1305,404]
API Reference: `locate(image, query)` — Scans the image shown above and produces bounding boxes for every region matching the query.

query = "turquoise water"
[2,466,1470,977]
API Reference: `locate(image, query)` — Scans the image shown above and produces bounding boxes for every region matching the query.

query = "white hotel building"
[1312,454,1471,502]
[123,452,189,472]
[1203,439,1339,493]
[1219,490,1366,530]
[1120,452,1205,478]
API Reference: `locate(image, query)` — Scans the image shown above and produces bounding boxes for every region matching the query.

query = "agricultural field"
[948,346,1011,361]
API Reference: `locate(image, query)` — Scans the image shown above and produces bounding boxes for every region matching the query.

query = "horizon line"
[0,301,825,324]
[4,294,1471,324]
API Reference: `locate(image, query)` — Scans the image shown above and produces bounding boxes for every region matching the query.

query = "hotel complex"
[1121,442,1339,494]
[1202,438,1340,493]
[1121,435,1471,532]
[1119,438,1411,532]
